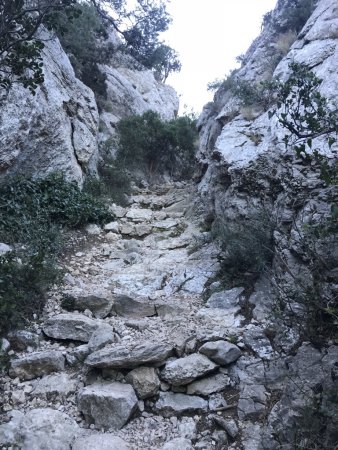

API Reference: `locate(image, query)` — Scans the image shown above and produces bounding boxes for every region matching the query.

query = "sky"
[162,0,278,114]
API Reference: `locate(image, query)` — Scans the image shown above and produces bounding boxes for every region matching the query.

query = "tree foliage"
[0,0,79,92]
[116,110,197,179]
[0,0,180,93]
[269,63,338,185]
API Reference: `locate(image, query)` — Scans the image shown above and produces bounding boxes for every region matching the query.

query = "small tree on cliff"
[0,0,180,93]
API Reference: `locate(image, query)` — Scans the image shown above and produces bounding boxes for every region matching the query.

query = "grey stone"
[243,326,274,359]
[66,344,90,366]
[155,392,208,417]
[43,313,99,342]
[78,382,138,430]
[72,434,130,450]
[88,324,115,352]
[0,408,79,450]
[238,384,267,420]
[104,221,120,232]
[86,342,173,369]
[199,340,242,365]
[162,438,193,449]
[112,294,156,318]
[125,366,160,399]
[206,287,244,309]
[74,294,114,319]
[7,330,40,351]
[31,373,78,398]
[212,416,239,438]
[9,351,65,380]
[161,353,218,386]
[208,393,228,411]
[187,373,230,396]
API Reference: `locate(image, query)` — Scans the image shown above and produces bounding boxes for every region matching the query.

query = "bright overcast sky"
[162,0,278,114]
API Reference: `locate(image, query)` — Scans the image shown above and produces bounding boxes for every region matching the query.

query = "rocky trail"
[1,181,334,450]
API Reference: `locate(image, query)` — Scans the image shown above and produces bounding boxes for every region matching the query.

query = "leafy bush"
[212,212,275,288]
[0,173,111,335]
[0,252,60,336]
[263,0,317,33]
[116,111,198,180]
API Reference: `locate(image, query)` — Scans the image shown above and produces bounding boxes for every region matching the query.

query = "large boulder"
[78,382,138,430]
[0,408,79,450]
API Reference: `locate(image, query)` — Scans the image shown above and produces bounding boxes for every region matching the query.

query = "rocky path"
[0,182,298,449]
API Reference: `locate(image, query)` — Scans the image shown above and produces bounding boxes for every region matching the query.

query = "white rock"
[72,434,130,450]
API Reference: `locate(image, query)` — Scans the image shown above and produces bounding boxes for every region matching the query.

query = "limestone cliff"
[197,0,338,447]
[0,29,179,183]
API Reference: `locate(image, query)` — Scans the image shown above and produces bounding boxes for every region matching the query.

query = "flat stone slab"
[86,342,174,369]
[155,392,208,417]
[199,341,242,365]
[73,434,130,450]
[187,373,231,396]
[31,373,78,398]
[162,438,193,450]
[43,313,100,342]
[9,351,65,380]
[112,295,156,318]
[78,382,138,430]
[0,408,79,449]
[161,353,218,386]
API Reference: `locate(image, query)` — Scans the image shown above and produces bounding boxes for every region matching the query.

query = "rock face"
[99,64,179,141]
[78,382,138,430]
[196,0,338,447]
[0,29,99,184]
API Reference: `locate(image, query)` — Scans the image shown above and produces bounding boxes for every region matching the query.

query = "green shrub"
[0,173,111,335]
[116,111,198,180]
[0,252,60,336]
[263,0,317,33]
[213,212,275,287]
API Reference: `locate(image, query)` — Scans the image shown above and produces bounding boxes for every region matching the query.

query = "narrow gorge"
[1,0,338,449]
